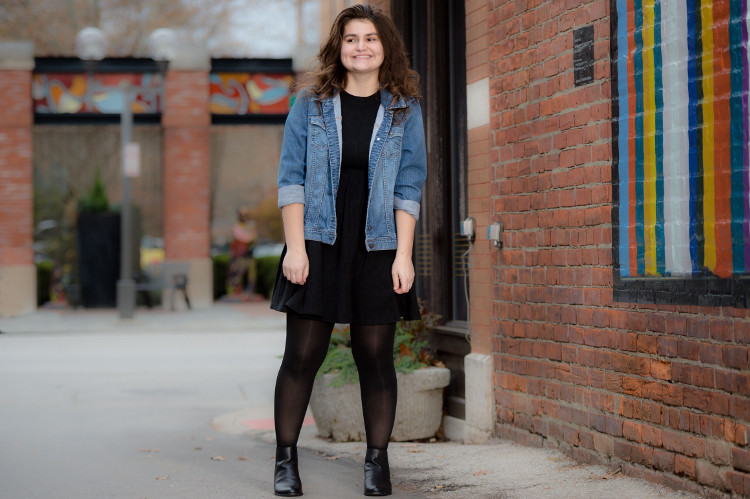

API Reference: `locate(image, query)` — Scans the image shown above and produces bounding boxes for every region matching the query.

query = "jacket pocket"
[385,126,404,159]
[309,116,327,149]
[305,116,328,225]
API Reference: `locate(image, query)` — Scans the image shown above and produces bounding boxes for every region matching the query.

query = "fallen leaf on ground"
[193,447,202,451]
[139,448,160,453]
[407,449,423,453]
[238,457,247,461]
[205,437,214,441]
[210,456,226,461]
[324,455,345,460]
[155,476,168,480]
[473,470,489,476]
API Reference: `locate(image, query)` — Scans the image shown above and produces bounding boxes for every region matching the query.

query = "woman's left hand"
[392,254,415,294]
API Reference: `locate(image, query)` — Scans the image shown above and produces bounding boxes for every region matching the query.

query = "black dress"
[271,90,421,325]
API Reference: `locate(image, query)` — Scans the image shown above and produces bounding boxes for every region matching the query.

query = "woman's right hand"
[282,246,309,285]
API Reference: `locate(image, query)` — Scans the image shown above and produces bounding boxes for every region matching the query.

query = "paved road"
[0,304,417,498]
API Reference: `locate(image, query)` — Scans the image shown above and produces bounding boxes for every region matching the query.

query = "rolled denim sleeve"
[277,93,309,208]
[393,99,427,221]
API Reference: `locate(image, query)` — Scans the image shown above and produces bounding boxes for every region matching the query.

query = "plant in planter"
[309,308,451,442]
[76,169,121,308]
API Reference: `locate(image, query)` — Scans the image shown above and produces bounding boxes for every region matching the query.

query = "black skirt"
[270,168,420,325]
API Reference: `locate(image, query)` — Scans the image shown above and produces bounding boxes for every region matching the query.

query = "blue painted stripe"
[618,0,631,277]
[729,0,746,272]
[686,0,700,273]
[635,0,646,276]
[654,0,666,275]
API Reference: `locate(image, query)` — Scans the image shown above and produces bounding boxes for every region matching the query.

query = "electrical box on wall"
[488,222,503,248]
[460,217,475,242]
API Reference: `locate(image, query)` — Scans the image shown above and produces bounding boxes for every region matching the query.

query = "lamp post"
[76,28,173,318]
[117,80,136,319]
[76,27,138,318]
[74,27,107,112]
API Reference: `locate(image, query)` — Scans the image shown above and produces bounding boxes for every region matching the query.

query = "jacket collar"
[317,87,407,111]
[380,88,407,110]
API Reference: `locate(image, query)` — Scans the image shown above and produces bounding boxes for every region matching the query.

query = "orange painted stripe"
[712,0,733,277]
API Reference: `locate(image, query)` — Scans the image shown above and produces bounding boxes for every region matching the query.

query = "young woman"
[270,4,426,496]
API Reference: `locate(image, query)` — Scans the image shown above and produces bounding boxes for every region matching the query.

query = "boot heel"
[274,446,303,496]
[364,447,392,496]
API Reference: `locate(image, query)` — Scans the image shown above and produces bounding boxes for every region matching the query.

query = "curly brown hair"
[304,4,420,101]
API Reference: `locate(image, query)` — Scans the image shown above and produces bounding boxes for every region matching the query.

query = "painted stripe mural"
[614,0,750,278]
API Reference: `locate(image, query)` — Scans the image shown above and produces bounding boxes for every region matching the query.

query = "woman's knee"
[281,348,327,377]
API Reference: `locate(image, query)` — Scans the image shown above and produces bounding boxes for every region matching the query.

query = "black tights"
[274,313,397,449]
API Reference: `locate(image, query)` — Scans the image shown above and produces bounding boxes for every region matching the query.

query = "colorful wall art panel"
[613,0,750,278]
[209,73,294,115]
[32,73,164,114]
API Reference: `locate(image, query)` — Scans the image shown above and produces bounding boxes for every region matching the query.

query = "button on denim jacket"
[277,88,427,251]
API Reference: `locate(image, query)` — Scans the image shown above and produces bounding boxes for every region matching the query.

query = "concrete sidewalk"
[0,303,698,498]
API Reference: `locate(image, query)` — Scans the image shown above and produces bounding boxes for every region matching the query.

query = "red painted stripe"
[712,0,733,277]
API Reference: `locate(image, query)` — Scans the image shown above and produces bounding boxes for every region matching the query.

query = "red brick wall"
[163,70,210,260]
[0,71,33,266]
[487,0,750,495]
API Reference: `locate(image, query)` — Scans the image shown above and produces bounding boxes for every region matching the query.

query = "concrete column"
[0,42,35,317]
[463,353,494,443]
[162,47,212,309]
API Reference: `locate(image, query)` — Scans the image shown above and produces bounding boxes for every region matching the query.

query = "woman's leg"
[350,323,398,449]
[274,313,334,446]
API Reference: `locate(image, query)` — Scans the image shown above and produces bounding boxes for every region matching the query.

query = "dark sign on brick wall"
[573,25,595,86]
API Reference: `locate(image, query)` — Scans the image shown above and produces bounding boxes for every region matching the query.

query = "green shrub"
[77,169,110,214]
[212,253,230,300]
[255,255,281,299]
[317,308,442,387]
[36,260,54,306]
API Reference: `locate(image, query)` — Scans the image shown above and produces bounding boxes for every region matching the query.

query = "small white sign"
[124,142,141,178]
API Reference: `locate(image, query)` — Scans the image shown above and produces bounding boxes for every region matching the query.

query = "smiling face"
[339,19,384,79]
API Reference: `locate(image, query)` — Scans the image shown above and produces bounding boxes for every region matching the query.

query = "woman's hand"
[283,246,309,285]
[392,253,415,294]
[280,203,307,285]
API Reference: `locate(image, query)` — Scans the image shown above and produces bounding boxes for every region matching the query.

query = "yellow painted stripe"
[701,0,716,272]
[643,0,657,275]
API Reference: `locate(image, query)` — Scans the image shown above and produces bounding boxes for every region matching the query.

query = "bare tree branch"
[0,0,244,56]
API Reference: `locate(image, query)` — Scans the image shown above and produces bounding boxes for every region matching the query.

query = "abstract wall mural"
[612,0,750,279]
[209,73,294,115]
[32,73,164,114]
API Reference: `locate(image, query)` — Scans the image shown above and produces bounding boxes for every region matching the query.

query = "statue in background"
[226,205,257,299]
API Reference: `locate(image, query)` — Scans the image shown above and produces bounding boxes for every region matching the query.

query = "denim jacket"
[277,88,427,251]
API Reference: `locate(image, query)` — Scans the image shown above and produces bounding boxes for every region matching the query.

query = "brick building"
[369,0,749,495]
[1,0,749,495]
[0,46,292,316]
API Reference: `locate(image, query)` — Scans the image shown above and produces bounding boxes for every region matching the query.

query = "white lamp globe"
[75,27,108,61]
[148,28,178,62]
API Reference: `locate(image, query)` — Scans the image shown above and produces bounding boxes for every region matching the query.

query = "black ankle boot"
[364,447,392,496]
[274,446,302,496]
